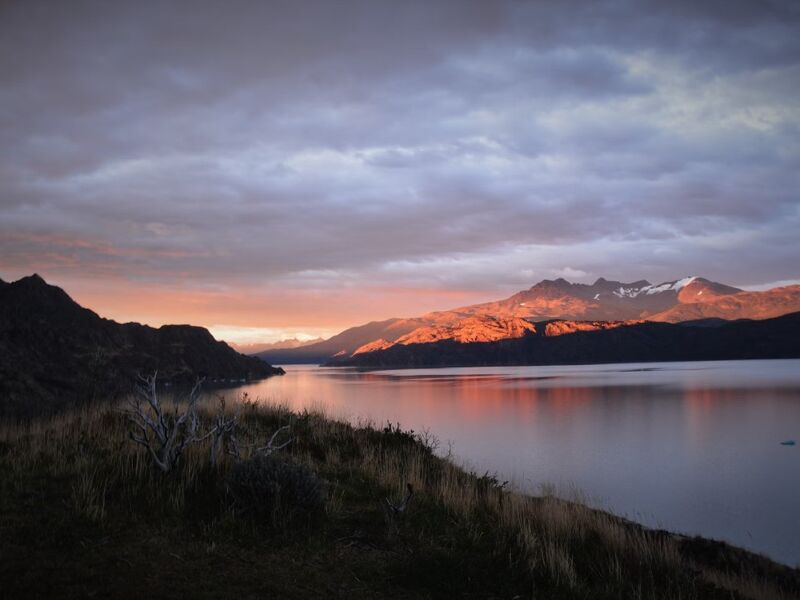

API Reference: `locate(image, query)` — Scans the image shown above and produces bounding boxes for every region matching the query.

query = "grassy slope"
[1,400,798,600]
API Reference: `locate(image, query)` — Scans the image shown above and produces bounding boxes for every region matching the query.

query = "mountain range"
[0,275,284,417]
[257,276,800,364]
[328,312,800,369]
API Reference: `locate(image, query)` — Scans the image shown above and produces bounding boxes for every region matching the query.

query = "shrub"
[226,454,324,528]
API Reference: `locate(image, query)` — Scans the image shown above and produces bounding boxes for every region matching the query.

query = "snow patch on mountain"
[611,277,698,299]
[612,286,641,298]
[644,276,698,295]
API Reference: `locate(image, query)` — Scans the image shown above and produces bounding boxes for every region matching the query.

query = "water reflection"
[229,360,800,566]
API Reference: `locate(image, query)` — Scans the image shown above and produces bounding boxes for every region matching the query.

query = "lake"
[229,359,800,566]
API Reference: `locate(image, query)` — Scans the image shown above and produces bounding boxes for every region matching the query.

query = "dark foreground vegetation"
[1,397,798,599]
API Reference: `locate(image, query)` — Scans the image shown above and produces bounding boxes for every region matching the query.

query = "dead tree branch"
[207,397,292,463]
[254,425,292,456]
[125,372,205,473]
[208,396,241,466]
[386,483,414,516]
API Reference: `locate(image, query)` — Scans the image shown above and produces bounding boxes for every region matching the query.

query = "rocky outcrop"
[350,316,538,355]
[542,319,644,336]
[395,316,537,345]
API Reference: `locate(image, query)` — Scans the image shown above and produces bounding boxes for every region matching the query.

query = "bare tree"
[127,374,294,471]
[126,372,206,473]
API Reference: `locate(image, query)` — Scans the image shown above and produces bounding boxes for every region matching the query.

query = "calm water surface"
[231,359,800,566]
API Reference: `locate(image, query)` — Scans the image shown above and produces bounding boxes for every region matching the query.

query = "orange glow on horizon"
[11,272,498,344]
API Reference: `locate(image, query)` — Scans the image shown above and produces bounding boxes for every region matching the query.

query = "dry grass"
[1,396,797,599]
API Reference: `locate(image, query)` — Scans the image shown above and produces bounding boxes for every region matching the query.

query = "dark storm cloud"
[1,0,799,295]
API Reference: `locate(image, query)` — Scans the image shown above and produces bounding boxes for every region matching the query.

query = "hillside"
[2,402,797,599]
[350,316,647,356]
[649,285,800,322]
[258,276,800,364]
[330,312,800,368]
[0,274,284,416]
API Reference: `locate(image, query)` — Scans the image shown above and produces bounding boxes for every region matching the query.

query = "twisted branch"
[124,372,205,473]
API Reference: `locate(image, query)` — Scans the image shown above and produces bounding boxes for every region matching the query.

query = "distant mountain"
[439,276,745,322]
[0,274,284,416]
[257,276,800,364]
[256,317,428,364]
[330,312,800,369]
[230,337,324,355]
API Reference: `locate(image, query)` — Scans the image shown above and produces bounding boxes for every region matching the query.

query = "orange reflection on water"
[682,387,738,446]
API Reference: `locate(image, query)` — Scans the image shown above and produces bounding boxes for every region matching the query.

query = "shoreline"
[2,399,797,598]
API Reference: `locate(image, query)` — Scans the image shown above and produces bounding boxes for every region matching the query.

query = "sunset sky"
[2,1,799,345]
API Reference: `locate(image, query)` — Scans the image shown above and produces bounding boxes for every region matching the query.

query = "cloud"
[1,0,798,337]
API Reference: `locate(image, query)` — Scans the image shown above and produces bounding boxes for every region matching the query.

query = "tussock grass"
[0,396,797,599]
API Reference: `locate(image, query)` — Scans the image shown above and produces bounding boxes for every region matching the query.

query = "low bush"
[226,453,324,528]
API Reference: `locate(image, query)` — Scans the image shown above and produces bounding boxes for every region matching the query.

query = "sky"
[1,0,799,345]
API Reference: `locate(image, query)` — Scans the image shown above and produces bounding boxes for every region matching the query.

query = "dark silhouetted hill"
[0,274,283,416]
